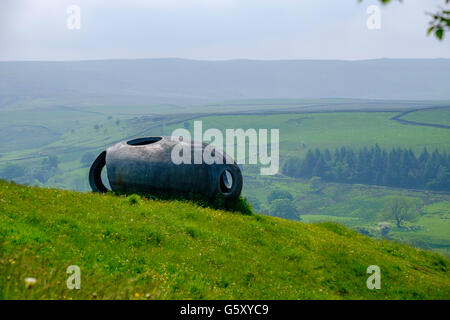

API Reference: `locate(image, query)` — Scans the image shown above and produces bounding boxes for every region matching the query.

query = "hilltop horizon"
[2,57,450,63]
[2,58,450,109]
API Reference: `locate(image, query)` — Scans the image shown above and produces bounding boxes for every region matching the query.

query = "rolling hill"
[1,58,450,109]
[0,180,449,300]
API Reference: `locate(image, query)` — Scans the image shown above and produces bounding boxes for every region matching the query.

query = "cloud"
[1,0,449,61]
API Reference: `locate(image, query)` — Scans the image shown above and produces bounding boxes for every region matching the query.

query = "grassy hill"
[0,180,449,300]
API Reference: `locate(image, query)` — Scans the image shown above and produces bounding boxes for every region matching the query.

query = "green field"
[183,111,450,157]
[241,174,450,255]
[0,101,449,257]
[401,108,450,127]
[1,180,449,300]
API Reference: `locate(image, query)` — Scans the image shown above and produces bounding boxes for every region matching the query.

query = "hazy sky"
[1,0,449,61]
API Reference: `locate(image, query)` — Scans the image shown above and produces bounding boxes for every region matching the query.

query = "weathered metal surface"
[89,136,242,200]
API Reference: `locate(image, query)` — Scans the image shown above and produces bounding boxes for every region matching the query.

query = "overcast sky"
[1,0,449,61]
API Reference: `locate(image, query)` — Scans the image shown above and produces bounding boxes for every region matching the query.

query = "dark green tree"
[269,199,299,220]
[267,189,294,204]
[312,154,327,178]
[381,196,419,228]
[282,146,449,191]
[246,196,262,212]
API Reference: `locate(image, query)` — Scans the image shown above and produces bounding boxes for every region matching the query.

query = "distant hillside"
[0,180,449,299]
[1,58,450,109]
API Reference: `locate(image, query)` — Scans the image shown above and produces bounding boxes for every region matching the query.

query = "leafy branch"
[360,0,450,40]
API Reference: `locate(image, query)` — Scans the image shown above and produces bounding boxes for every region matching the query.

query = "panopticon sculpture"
[89,136,242,200]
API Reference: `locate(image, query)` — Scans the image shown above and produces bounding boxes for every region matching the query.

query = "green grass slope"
[0,180,449,300]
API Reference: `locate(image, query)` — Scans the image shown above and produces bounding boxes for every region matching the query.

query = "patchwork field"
[0,100,449,256]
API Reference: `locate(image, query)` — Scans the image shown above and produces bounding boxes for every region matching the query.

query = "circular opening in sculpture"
[220,169,234,194]
[127,137,162,146]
